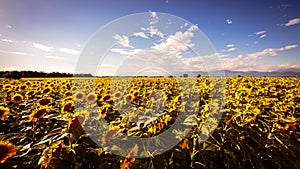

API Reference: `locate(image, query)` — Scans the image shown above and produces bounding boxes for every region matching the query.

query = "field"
[0,77,299,169]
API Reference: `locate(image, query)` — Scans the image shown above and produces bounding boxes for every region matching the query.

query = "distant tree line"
[0,71,93,79]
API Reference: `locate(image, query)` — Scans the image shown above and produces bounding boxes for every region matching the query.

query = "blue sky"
[0,0,299,75]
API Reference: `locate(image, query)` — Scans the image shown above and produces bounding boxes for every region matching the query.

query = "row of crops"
[0,77,299,168]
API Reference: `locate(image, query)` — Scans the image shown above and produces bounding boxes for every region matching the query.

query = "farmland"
[0,77,299,169]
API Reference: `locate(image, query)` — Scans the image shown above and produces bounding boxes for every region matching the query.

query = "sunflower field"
[0,77,299,169]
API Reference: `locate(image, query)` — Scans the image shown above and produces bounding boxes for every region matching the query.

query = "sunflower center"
[33,109,47,118]
[14,96,22,102]
[76,93,83,99]
[0,145,9,160]
[0,110,4,117]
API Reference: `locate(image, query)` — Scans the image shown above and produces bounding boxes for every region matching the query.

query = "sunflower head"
[3,85,11,91]
[37,97,53,106]
[86,93,97,103]
[42,87,52,95]
[74,92,85,101]
[101,94,112,102]
[29,106,49,122]
[62,101,74,113]
[125,94,134,103]
[25,90,35,98]
[12,94,23,104]
[113,91,123,100]
[68,114,86,130]
[0,106,9,120]
[98,105,110,119]
[0,141,18,164]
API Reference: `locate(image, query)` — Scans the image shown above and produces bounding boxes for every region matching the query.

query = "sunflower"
[25,90,35,98]
[11,93,23,104]
[68,114,85,130]
[0,106,9,120]
[0,141,18,164]
[120,144,138,169]
[113,91,123,100]
[98,105,109,118]
[41,140,65,168]
[62,101,74,113]
[73,92,85,101]
[124,94,134,103]
[29,106,49,122]
[3,84,11,91]
[37,97,53,106]
[42,87,52,95]
[100,94,112,102]
[20,85,27,90]
[51,140,64,157]
[86,93,97,103]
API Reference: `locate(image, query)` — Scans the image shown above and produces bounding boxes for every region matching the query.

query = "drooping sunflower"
[25,90,36,98]
[29,106,49,122]
[98,105,110,118]
[100,94,112,102]
[0,141,18,164]
[0,106,9,120]
[37,97,53,106]
[11,93,23,104]
[62,101,74,113]
[68,114,86,130]
[41,140,65,168]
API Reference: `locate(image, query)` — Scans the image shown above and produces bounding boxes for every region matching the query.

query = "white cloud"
[151,25,197,57]
[60,48,80,55]
[255,30,266,35]
[1,39,13,43]
[45,56,65,60]
[283,18,300,27]
[7,25,12,29]
[147,26,164,38]
[222,44,236,52]
[10,51,27,55]
[113,34,133,48]
[259,34,267,38]
[227,44,234,48]
[149,11,159,25]
[227,47,237,52]
[33,42,52,52]
[247,45,298,59]
[110,48,132,55]
[133,32,149,39]
[226,19,233,25]
[1,64,74,73]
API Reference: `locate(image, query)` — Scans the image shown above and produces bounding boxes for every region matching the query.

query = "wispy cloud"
[45,56,65,60]
[282,18,300,27]
[7,25,12,29]
[226,19,233,25]
[247,44,298,59]
[33,42,52,52]
[255,30,266,35]
[227,44,234,48]
[1,39,13,43]
[222,44,236,52]
[59,48,80,55]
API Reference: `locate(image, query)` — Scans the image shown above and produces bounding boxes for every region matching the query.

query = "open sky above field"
[0,0,299,75]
